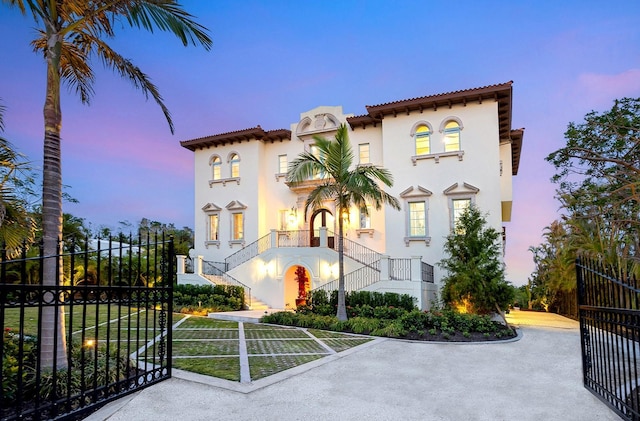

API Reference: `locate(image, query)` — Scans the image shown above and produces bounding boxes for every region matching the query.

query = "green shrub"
[174,284,245,313]
[2,329,38,403]
[347,317,380,334]
[371,320,406,338]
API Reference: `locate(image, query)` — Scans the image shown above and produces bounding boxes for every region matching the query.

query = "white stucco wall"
[187,96,515,307]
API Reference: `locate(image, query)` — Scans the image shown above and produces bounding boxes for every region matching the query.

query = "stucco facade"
[180,82,523,310]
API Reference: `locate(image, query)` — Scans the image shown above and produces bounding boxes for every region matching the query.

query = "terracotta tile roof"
[348,81,514,143]
[510,128,524,175]
[180,126,291,151]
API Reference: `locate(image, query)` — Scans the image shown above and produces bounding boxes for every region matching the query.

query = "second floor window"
[452,198,471,232]
[208,214,219,241]
[230,153,240,178]
[359,205,372,229]
[232,212,244,240]
[408,201,426,237]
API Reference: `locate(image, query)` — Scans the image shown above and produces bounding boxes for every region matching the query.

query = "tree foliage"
[546,97,640,277]
[438,205,513,322]
[528,98,640,317]
[0,100,37,256]
[287,124,400,321]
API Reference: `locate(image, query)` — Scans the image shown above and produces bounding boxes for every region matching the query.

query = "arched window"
[443,121,461,152]
[210,156,221,180]
[415,125,431,155]
[229,153,240,178]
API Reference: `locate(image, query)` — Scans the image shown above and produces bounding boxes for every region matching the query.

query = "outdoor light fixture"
[288,207,297,228]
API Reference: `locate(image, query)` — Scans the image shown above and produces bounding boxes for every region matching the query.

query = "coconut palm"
[287,124,400,320]
[4,0,212,368]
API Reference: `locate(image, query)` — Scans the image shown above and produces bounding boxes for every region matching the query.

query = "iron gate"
[577,256,640,420]
[0,233,174,420]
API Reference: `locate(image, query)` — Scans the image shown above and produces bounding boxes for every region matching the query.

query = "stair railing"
[328,231,381,269]
[203,261,252,308]
[312,264,380,294]
[224,233,271,271]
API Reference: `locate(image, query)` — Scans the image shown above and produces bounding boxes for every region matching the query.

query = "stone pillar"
[410,256,422,282]
[195,255,203,276]
[176,255,186,274]
[379,255,390,282]
[319,227,328,248]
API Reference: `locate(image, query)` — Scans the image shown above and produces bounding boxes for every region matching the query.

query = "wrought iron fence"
[332,231,381,270]
[389,258,411,280]
[0,234,174,421]
[577,256,640,420]
[224,233,271,271]
[312,265,380,294]
[421,261,434,283]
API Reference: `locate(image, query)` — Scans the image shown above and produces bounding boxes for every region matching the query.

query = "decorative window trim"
[202,203,221,248]
[400,186,432,247]
[227,200,247,246]
[411,150,464,166]
[276,154,288,181]
[410,120,434,136]
[411,121,432,157]
[438,116,464,133]
[444,182,479,232]
[356,229,374,238]
[209,177,241,187]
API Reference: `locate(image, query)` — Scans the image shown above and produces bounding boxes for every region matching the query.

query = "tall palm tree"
[4,0,212,368]
[287,124,400,320]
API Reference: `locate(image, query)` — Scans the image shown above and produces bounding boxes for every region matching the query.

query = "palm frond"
[124,1,213,49]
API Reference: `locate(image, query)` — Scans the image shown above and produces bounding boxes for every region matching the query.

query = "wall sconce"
[288,207,298,229]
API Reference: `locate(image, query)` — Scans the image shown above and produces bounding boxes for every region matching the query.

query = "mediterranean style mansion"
[177,81,524,311]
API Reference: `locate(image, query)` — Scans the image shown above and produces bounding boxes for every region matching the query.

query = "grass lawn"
[4,308,372,383]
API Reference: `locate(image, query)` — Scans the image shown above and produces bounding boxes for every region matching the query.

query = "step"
[208,309,284,323]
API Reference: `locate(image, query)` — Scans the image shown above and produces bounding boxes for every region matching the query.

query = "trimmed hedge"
[261,308,514,341]
[174,284,245,314]
[300,290,416,316]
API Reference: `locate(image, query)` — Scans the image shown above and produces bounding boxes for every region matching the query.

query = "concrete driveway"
[87,311,618,421]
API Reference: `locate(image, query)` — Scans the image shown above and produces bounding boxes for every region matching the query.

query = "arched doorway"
[283,265,311,310]
[310,209,335,248]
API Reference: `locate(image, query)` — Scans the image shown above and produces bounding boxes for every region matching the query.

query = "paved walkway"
[87,311,619,421]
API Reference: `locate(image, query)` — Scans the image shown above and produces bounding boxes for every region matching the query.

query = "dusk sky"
[1,1,639,286]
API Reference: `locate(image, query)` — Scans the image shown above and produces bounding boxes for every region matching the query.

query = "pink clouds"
[576,69,640,109]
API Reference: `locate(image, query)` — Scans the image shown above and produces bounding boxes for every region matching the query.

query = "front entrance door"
[310,209,335,248]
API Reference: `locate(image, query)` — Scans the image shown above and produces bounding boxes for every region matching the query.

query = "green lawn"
[4,308,372,382]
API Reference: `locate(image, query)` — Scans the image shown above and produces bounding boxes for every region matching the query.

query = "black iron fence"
[577,256,640,420]
[0,234,174,420]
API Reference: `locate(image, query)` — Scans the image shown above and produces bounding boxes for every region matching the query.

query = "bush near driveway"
[261,308,515,342]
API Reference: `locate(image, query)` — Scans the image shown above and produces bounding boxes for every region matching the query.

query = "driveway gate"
[0,233,174,420]
[577,256,640,420]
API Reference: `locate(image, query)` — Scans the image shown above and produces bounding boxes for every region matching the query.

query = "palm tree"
[287,124,400,320]
[0,99,37,257]
[4,0,212,368]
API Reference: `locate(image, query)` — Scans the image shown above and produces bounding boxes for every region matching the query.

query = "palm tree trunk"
[336,207,347,321]
[40,29,68,369]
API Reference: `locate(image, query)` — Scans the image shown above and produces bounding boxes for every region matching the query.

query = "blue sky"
[1,0,639,285]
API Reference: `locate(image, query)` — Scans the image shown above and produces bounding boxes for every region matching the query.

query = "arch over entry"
[310,209,335,248]
[283,265,312,309]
